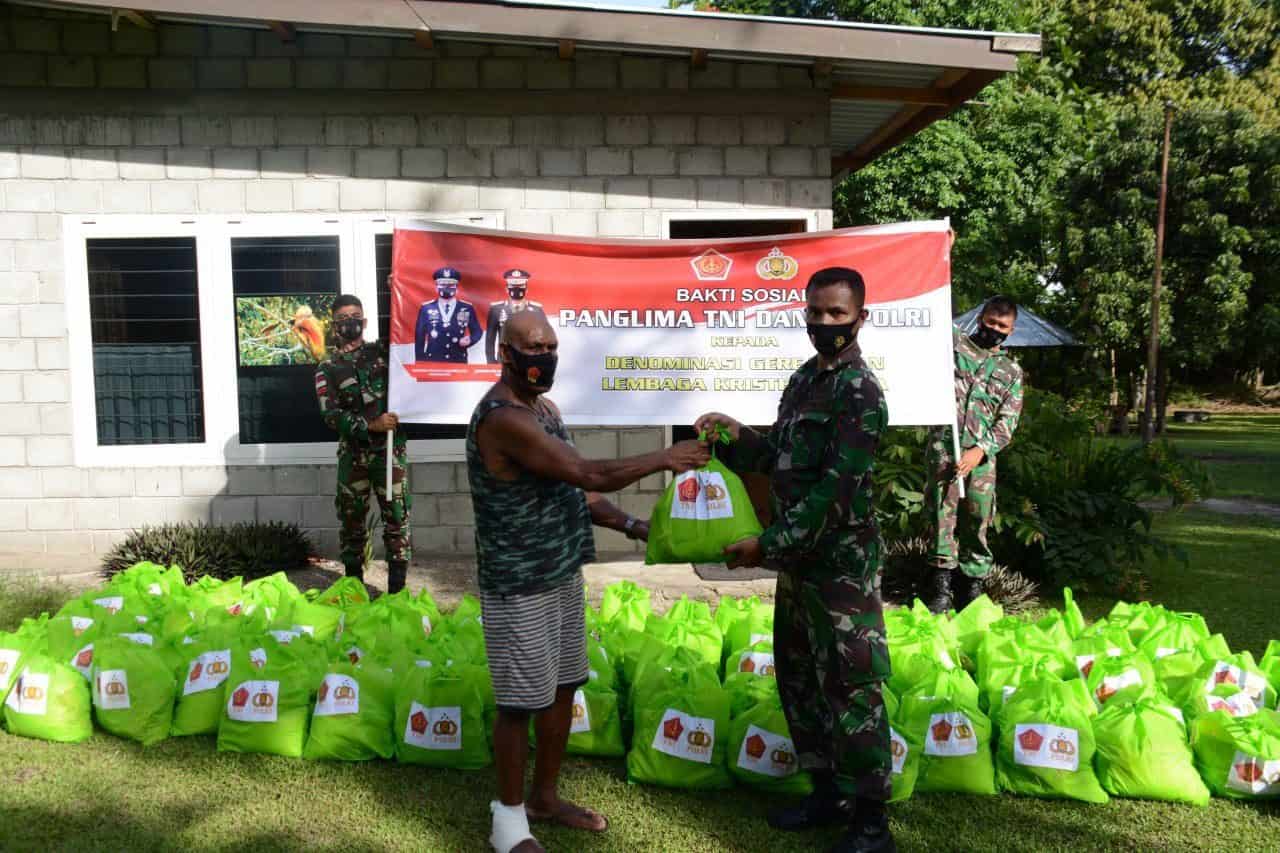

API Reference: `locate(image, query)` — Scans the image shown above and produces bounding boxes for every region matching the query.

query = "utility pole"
[1142,103,1174,445]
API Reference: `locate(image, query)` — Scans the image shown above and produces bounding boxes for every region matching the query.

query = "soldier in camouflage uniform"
[314,295,412,594]
[697,267,894,853]
[923,296,1022,613]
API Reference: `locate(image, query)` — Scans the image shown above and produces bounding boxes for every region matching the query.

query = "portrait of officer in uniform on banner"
[415,266,483,363]
[485,268,546,364]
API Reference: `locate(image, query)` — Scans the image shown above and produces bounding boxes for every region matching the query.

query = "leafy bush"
[0,576,77,631]
[101,522,314,583]
[873,388,1211,591]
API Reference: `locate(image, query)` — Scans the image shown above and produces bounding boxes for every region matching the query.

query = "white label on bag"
[0,648,20,692]
[403,702,462,750]
[414,659,433,668]
[135,615,148,625]
[924,712,979,757]
[1207,693,1259,718]
[890,727,908,774]
[1206,662,1269,706]
[249,648,267,669]
[344,646,364,665]
[1013,724,1080,772]
[1002,686,1018,704]
[183,650,231,696]
[737,651,776,677]
[422,615,433,637]
[939,648,956,669]
[291,624,315,637]
[1075,654,1096,680]
[1155,646,1181,659]
[93,596,124,614]
[147,583,164,596]
[652,709,716,764]
[227,680,279,723]
[1095,669,1143,704]
[71,616,94,635]
[5,670,48,716]
[1226,751,1280,796]
[95,669,131,711]
[570,689,592,734]
[736,724,799,778]
[70,643,94,680]
[669,470,735,521]
[314,674,360,717]
[749,632,770,646]
[269,629,301,644]
[120,632,153,646]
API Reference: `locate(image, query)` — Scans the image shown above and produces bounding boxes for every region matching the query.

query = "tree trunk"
[1155,350,1169,435]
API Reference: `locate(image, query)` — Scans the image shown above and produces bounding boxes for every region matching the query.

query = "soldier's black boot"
[923,568,953,614]
[829,800,896,853]
[953,571,984,610]
[343,560,364,583]
[387,560,408,595]
[766,771,849,831]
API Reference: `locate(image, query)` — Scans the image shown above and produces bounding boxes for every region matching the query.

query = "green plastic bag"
[727,692,812,794]
[1137,611,1210,662]
[990,665,1092,718]
[564,678,625,758]
[394,664,491,769]
[91,636,176,747]
[276,598,345,644]
[600,581,652,632]
[0,629,31,699]
[950,594,1004,659]
[1192,651,1276,711]
[645,448,764,565]
[1061,587,1086,640]
[45,614,101,681]
[885,687,921,803]
[1191,708,1280,799]
[724,602,775,662]
[1084,653,1158,709]
[715,595,758,656]
[188,575,245,613]
[586,638,616,689]
[170,630,238,737]
[1260,641,1280,700]
[724,670,782,719]
[1071,628,1137,681]
[995,678,1109,803]
[3,653,93,743]
[216,638,314,758]
[243,572,302,613]
[314,577,371,610]
[643,615,721,676]
[303,661,395,761]
[976,623,1072,712]
[901,669,996,796]
[726,641,776,681]
[627,662,732,790]
[1094,699,1210,805]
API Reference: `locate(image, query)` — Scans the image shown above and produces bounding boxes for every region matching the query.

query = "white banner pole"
[385,428,394,498]
[951,418,966,500]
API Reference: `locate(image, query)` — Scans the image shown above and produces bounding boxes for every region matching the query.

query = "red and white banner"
[389,221,955,426]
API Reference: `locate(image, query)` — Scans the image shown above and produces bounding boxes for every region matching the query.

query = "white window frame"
[65,212,501,467]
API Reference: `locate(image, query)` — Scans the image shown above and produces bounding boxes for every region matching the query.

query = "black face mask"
[971,324,1008,350]
[506,346,558,392]
[807,321,857,358]
[508,287,526,300]
[438,286,457,300]
[334,317,364,342]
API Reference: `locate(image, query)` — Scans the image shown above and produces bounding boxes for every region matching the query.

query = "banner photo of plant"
[235,294,337,367]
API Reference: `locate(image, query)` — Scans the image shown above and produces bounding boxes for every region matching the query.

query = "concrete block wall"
[0,5,833,572]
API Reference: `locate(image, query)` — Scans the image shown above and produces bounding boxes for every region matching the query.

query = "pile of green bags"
[3,568,1279,809]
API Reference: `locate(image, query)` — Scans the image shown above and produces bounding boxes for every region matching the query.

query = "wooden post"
[1141,104,1174,445]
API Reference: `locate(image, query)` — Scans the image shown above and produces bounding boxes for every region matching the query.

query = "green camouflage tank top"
[466,397,596,595]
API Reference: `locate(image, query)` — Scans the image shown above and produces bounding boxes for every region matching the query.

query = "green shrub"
[100,522,314,583]
[0,576,77,631]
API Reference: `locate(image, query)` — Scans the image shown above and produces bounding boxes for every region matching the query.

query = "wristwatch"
[623,517,638,539]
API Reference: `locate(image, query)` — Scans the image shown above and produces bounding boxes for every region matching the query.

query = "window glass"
[87,237,205,445]
[232,235,340,444]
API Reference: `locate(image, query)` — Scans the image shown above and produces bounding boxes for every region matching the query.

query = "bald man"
[467,312,708,853]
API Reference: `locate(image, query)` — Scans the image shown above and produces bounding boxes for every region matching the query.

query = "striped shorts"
[479,573,589,713]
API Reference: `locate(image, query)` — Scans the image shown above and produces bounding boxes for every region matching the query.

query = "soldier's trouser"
[336,442,412,566]
[925,432,997,579]
[774,566,892,802]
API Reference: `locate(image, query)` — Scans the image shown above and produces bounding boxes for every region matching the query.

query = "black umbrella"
[955,305,1081,347]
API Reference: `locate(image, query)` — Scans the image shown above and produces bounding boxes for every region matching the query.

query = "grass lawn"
[1113,413,1280,503]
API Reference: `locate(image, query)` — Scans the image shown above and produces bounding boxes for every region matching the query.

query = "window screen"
[232,235,340,444]
[87,237,205,445]
[375,232,467,441]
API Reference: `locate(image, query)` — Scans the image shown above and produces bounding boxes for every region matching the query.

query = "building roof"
[19,0,1039,173]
